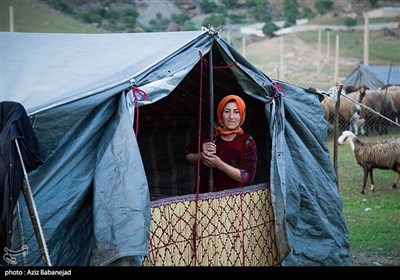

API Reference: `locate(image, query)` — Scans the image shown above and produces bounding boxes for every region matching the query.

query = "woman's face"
[222,101,241,130]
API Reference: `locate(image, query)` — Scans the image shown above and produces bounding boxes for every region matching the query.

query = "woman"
[185,95,257,193]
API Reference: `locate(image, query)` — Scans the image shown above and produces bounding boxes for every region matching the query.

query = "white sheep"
[338,130,400,195]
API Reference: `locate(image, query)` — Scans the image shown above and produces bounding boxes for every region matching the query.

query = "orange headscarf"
[214,95,246,136]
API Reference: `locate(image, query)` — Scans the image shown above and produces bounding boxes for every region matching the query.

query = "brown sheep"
[360,91,397,135]
[321,85,368,133]
[377,85,400,124]
[338,130,400,195]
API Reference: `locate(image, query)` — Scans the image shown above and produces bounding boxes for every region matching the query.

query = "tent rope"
[240,193,246,266]
[270,81,286,103]
[131,85,151,137]
[191,56,251,265]
[192,51,206,265]
[333,92,400,128]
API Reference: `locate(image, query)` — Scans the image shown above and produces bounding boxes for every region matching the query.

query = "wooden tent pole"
[208,49,214,192]
[15,139,52,266]
[333,84,343,190]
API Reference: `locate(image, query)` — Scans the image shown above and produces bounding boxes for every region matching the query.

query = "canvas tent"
[1,29,349,266]
[343,64,400,90]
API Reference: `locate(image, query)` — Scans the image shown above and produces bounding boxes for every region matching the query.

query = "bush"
[262,22,279,38]
[314,0,334,15]
[202,14,226,29]
[200,0,218,13]
[344,17,357,31]
[183,21,197,31]
[228,13,246,24]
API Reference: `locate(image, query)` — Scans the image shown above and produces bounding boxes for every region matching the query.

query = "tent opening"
[137,47,272,199]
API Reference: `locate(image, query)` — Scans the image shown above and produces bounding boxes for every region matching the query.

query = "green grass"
[328,134,400,266]
[297,30,400,66]
[0,0,105,33]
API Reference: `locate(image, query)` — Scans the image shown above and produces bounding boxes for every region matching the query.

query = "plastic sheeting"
[1,30,349,266]
[343,64,400,90]
[276,83,350,265]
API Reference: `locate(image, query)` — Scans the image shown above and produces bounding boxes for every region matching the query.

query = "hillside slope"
[1,0,398,91]
[0,0,104,33]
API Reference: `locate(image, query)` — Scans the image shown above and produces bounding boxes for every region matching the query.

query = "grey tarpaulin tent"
[343,64,400,90]
[0,29,349,266]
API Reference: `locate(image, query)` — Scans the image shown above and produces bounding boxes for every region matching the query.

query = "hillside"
[36,0,397,32]
[1,0,399,90]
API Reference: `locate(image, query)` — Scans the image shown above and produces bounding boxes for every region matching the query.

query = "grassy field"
[0,0,105,33]
[297,30,400,66]
[328,133,400,266]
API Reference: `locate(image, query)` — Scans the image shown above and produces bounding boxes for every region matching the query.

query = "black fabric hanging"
[0,101,43,266]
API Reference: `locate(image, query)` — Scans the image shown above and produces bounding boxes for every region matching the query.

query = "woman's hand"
[202,141,216,157]
[201,140,243,183]
[201,152,221,168]
[202,141,218,167]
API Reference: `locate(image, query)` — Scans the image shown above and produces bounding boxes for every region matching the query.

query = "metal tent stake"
[15,139,52,266]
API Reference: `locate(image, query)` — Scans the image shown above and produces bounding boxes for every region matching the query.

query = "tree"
[245,0,271,22]
[314,0,334,15]
[262,22,279,38]
[344,17,357,32]
[221,0,239,8]
[283,0,298,27]
[368,0,378,7]
[302,6,316,20]
[200,0,219,13]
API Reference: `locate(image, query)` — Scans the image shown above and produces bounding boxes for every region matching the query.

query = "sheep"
[338,130,400,195]
[349,110,365,136]
[377,85,400,124]
[320,85,369,134]
[360,91,397,135]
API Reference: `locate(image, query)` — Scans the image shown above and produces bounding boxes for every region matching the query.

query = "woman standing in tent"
[185,95,257,193]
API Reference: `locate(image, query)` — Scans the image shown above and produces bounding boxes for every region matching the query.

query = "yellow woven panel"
[143,186,279,266]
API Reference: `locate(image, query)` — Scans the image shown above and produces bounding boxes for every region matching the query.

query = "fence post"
[9,6,14,32]
[317,28,321,76]
[280,36,284,80]
[333,84,343,190]
[364,13,369,65]
[326,31,330,62]
[334,34,339,84]
[242,37,246,58]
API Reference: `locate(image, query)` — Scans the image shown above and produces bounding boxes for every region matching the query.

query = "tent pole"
[15,139,52,266]
[208,49,214,192]
[333,84,343,191]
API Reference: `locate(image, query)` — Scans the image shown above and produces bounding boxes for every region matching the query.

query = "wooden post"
[242,37,246,58]
[363,13,369,65]
[15,139,52,266]
[317,29,321,76]
[280,36,284,80]
[9,6,14,32]
[334,34,339,84]
[333,84,343,190]
[326,31,330,62]
[208,50,214,192]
